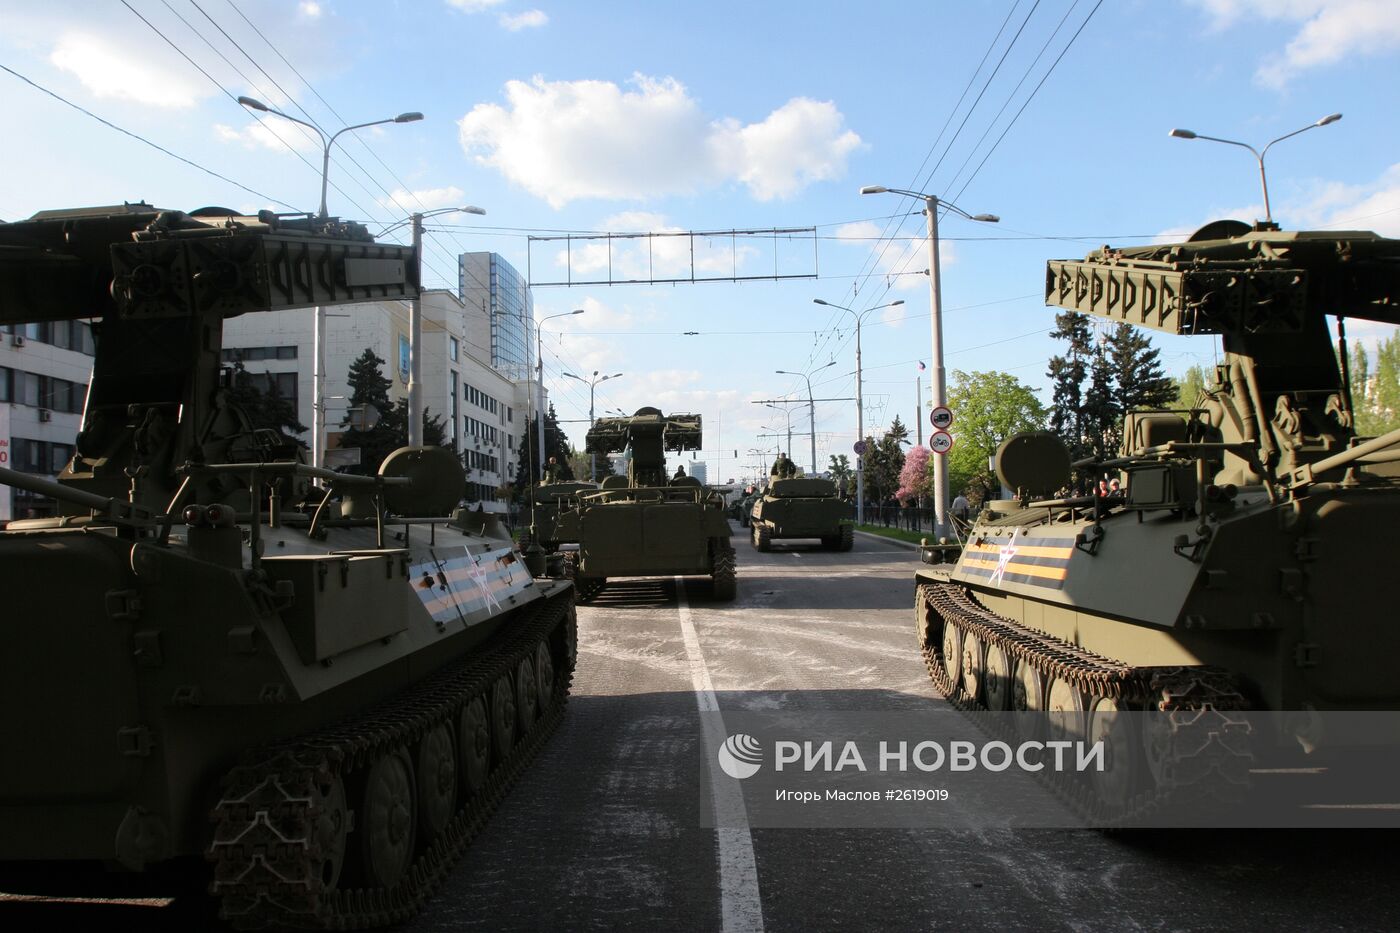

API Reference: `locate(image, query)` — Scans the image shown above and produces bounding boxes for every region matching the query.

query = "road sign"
[853,441,867,455]
[929,431,954,454]
[930,406,953,430]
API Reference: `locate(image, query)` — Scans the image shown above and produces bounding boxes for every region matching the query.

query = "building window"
[221,345,298,363]
[449,337,459,362]
[449,371,459,445]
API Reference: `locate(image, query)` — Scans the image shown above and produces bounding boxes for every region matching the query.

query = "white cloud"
[1302,162,1400,236]
[459,74,863,208]
[534,295,650,377]
[446,0,506,10]
[500,9,548,30]
[553,211,756,279]
[1159,162,1400,240]
[713,98,864,201]
[214,119,322,153]
[377,186,469,212]
[49,31,206,109]
[830,220,941,297]
[1189,0,1400,87]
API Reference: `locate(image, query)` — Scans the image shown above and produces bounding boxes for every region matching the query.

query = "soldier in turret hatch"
[771,452,797,478]
[544,456,563,483]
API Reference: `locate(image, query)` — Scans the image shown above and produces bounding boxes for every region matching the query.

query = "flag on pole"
[917,360,926,371]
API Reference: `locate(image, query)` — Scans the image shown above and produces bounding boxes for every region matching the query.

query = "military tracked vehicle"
[0,205,576,928]
[530,480,598,551]
[915,221,1400,817]
[750,476,853,551]
[554,407,735,601]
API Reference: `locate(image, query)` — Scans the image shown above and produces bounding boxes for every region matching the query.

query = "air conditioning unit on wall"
[38,408,52,422]
[10,334,25,348]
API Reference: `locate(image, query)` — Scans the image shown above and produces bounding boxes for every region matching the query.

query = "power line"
[0,62,296,209]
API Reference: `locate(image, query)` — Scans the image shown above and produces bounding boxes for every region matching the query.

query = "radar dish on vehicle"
[380,445,467,516]
[995,432,1070,496]
[1186,218,1251,242]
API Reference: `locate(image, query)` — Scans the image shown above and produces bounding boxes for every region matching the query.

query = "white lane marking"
[677,578,765,933]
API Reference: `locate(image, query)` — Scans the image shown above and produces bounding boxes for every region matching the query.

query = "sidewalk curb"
[853,529,921,550]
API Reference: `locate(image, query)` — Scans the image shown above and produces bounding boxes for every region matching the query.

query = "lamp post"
[859,185,998,536]
[237,96,423,219]
[237,96,423,470]
[776,360,836,474]
[812,297,906,525]
[1168,113,1341,225]
[763,404,796,457]
[564,370,624,480]
[380,206,486,446]
[534,310,585,481]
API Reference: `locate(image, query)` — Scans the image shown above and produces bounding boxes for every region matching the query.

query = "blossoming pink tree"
[896,445,931,505]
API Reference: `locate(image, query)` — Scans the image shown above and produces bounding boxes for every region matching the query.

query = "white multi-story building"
[223,290,536,513]
[0,320,95,520]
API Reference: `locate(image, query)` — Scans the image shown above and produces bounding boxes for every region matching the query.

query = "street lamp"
[860,185,998,536]
[1168,113,1341,224]
[236,96,423,219]
[564,370,624,480]
[776,360,837,474]
[380,206,486,446]
[812,297,905,524]
[535,310,585,481]
[238,96,423,471]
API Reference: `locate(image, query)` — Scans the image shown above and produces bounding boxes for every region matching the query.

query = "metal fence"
[860,504,976,538]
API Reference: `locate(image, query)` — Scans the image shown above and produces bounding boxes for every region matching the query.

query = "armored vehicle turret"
[915,221,1400,818]
[0,205,576,928]
[553,407,735,601]
[750,475,854,551]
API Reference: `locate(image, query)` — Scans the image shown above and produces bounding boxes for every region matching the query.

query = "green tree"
[1046,311,1091,462]
[946,370,1047,501]
[1109,323,1176,438]
[1083,340,1116,462]
[827,453,851,483]
[863,415,909,505]
[224,360,307,443]
[514,404,574,490]
[1173,364,1212,412]
[336,348,447,474]
[1354,333,1400,436]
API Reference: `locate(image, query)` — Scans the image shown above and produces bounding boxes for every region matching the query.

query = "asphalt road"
[6,525,1400,931]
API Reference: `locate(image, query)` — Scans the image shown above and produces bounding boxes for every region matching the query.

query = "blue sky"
[4,0,1399,482]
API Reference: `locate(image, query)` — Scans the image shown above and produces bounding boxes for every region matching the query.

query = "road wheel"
[415,724,456,844]
[941,621,963,690]
[914,586,938,649]
[1046,675,1087,740]
[311,772,349,892]
[515,656,538,731]
[491,675,516,760]
[983,642,1013,711]
[961,630,984,702]
[1014,660,1044,711]
[357,750,416,890]
[457,697,491,796]
[1089,696,1143,810]
[755,525,772,552]
[535,640,555,710]
[838,524,853,551]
